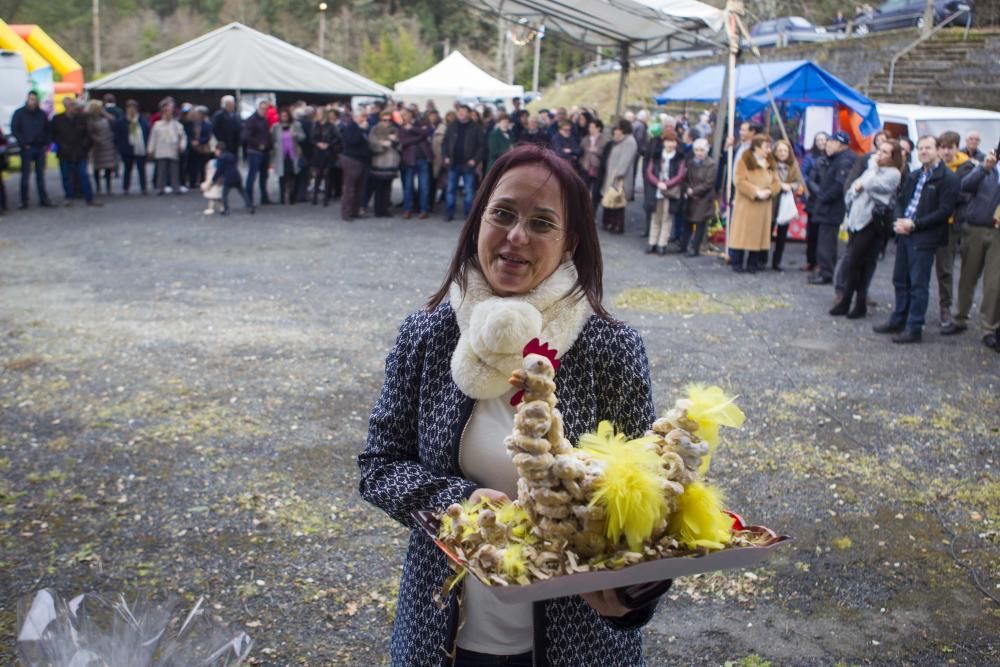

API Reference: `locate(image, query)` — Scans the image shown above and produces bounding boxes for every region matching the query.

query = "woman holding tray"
[359,143,668,666]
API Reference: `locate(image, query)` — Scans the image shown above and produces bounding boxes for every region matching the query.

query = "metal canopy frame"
[464,0,727,117]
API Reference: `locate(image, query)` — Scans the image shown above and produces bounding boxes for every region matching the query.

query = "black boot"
[646,244,657,254]
[829,298,850,316]
[846,302,868,319]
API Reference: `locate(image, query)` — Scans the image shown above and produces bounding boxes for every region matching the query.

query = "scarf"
[449,263,593,399]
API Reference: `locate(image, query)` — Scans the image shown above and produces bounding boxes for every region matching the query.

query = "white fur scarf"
[449,263,593,399]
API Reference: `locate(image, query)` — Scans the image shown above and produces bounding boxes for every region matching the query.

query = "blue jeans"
[59,160,93,203]
[446,165,477,219]
[890,234,936,332]
[245,152,270,205]
[20,146,50,205]
[401,159,431,214]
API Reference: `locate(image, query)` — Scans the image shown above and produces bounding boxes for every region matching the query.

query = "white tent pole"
[496,2,506,74]
[724,0,742,256]
[733,15,791,147]
[532,23,544,94]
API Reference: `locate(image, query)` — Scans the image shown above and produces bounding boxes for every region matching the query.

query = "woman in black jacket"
[802,133,828,273]
[310,108,342,206]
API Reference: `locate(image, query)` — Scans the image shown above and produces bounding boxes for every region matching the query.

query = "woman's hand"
[687,187,694,197]
[580,589,630,618]
[757,189,771,200]
[468,488,510,505]
[781,182,792,193]
[853,181,863,193]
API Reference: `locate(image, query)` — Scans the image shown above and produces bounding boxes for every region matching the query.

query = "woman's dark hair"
[880,138,905,171]
[590,118,604,132]
[741,134,773,171]
[615,119,632,134]
[426,144,610,319]
[279,107,291,122]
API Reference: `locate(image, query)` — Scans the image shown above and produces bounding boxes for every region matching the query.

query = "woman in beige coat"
[729,135,781,273]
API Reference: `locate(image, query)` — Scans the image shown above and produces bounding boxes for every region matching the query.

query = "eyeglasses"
[482,206,564,240]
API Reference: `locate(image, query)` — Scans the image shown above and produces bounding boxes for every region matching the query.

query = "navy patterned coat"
[359,302,661,666]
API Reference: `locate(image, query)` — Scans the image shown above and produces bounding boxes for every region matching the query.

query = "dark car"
[745,16,839,48]
[853,0,974,35]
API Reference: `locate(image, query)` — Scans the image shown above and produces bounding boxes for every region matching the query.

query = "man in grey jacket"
[942,150,1000,351]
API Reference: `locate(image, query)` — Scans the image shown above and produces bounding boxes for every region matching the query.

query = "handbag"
[664,184,682,200]
[601,177,626,209]
[776,190,798,225]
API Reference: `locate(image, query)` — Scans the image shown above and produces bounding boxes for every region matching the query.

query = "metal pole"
[496,2,506,74]
[614,43,629,120]
[532,24,543,94]
[724,0,742,255]
[93,0,101,75]
[318,3,327,58]
[711,62,729,161]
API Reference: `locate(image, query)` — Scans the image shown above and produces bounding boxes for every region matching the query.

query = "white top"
[456,394,534,655]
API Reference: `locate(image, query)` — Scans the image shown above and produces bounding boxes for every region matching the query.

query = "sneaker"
[983,333,999,351]
[940,322,967,336]
[808,275,832,285]
[164,186,174,194]
[178,186,189,194]
[203,208,216,215]
[939,306,952,326]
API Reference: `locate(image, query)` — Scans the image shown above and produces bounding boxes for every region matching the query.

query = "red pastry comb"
[523,338,560,372]
[510,339,560,406]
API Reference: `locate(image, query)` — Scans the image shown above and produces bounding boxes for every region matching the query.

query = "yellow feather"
[684,384,745,474]
[499,543,527,578]
[667,481,733,551]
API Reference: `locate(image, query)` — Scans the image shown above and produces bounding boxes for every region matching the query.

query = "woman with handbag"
[644,128,686,255]
[597,119,637,233]
[683,138,718,256]
[729,135,781,273]
[829,139,903,318]
[770,139,806,271]
[368,110,401,218]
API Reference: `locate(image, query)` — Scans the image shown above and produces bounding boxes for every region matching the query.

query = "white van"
[876,102,1000,169]
[1,50,31,144]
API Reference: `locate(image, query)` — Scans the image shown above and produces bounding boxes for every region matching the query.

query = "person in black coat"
[241,100,273,205]
[50,99,96,205]
[802,133,829,272]
[310,108,342,206]
[11,91,54,208]
[873,135,959,343]
[113,100,150,194]
[809,131,856,284]
[550,120,582,165]
[211,95,242,158]
[338,111,371,221]
[441,105,485,221]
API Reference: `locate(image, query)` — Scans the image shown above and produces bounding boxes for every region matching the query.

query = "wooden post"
[614,43,629,121]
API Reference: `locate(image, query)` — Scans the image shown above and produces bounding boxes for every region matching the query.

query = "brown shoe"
[418,212,428,219]
[403,211,412,219]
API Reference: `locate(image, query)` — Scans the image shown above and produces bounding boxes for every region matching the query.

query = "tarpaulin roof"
[464,0,726,58]
[86,23,391,97]
[393,50,524,99]
[654,59,881,135]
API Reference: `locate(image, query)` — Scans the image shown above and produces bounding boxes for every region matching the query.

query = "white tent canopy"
[393,50,524,103]
[86,23,391,97]
[466,0,726,59]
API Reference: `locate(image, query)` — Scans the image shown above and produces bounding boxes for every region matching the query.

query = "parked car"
[853,0,974,35]
[745,17,839,48]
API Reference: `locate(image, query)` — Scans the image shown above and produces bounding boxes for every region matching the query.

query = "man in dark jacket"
[943,150,1000,350]
[441,104,485,221]
[873,135,959,343]
[809,131,856,285]
[11,91,54,208]
[241,100,273,206]
[934,131,977,328]
[338,111,370,221]
[50,99,97,206]
[211,95,242,158]
[550,120,581,165]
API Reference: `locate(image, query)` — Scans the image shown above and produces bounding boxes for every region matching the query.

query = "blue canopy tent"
[655,59,880,135]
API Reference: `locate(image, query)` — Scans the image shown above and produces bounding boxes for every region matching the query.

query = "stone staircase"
[864,29,1000,109]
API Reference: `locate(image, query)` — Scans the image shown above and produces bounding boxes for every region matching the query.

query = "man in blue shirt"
[11,91,54,209]
[873,135,959,343]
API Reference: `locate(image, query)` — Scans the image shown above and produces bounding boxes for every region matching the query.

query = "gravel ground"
[1,180,997,666]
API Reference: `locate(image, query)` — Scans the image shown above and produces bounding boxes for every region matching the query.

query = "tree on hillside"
[360,26,435,86]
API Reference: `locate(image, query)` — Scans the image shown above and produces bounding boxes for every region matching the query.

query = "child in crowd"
[200,155,223,215]
[211,142,254,215]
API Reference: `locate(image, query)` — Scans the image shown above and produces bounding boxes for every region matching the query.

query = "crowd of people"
[1,90,997,350]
